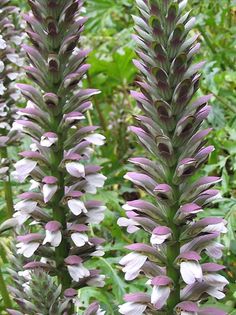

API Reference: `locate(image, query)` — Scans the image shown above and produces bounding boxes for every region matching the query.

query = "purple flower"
[119,0,227,313]
[119,293,150,315]
[11,0,106,313]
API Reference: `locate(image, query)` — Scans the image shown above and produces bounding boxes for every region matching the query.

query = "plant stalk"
[0,266,12,308]
[1,147,14,218]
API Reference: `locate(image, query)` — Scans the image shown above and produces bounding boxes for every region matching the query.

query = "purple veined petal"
[84,302,100,315]
[185,217,227,236]
[125,243,165,262]
[18,192,43,202]
[175,203,203,222]
[40,132,58,147]
[68,224,88,232]
[13,158,37,183]
[124,211,156,233]
[198,307,227,315]
[120,293,150,314]
[181,233,223,258]
[181,176,221,201]
[201,263,225,272]
[120,252,147,281]
[42,176,58,184]
[151,275,172,286]
[124,292,151,304]
[129,126,159,157]
[124,172,157,194]
[16,233,43,244]
[142,261,166,278]
[176,158,196,178]
[64,288,77,298]
[64,255,83,265]
[190,94,212,110]
[175,301,199,314]
[154,184,173,201]
[151,226,172,245]
[45,221,61,232]
[123,199,166,220]
[23,261,52,271]
[64,111,85,124]
[193,189,221,206]
[18,151,45,162]
[181,282,210,301]
[194,145,215,165]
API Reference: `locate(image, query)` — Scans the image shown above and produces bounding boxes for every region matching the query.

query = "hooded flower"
[119,293,150,315]
[11,0,106,313]
[119,0,227,314]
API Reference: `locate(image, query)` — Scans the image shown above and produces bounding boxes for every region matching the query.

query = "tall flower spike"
[12,1,106,314]
[119,1,228,314]
[0,0,23,217]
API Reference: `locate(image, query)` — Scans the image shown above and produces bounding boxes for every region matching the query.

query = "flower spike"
[119,1,227,314]
[11,0,106,313]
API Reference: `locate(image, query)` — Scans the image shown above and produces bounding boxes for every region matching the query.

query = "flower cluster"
[0,0,23,218]
[10,0,106,313]
[118,1,228,314]
[0,0,23,156]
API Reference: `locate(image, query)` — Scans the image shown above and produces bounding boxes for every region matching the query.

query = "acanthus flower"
[11,1,106,313]
[118,1,228,314]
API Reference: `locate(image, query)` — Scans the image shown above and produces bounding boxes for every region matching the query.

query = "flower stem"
[0,266,12,308]
[1,147,14,218]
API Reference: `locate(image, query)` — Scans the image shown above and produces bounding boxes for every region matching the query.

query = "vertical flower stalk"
[0,0,23,218]
[11,1,106,314]
[118,1,228,314]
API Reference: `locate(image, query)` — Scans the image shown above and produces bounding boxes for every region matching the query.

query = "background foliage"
[0,0,236,314]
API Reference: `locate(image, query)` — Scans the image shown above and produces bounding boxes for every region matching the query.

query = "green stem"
[0,266,12,308]
[197,25,217,55]
[0,147,14,218]
[166,182,181,312]
[51,143,72,291]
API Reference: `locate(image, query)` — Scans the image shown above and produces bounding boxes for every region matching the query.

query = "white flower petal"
[85,134,105,146]
[180,261,203,285]
[119,302,146,315]
[120,253,147,281]
[66,162,85,178]
[14,159,37,182]
[17,242,40,258]
[71,232,88,247]
[151,286,170,309]
[43,184,58,203]
[68,199,87,216]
